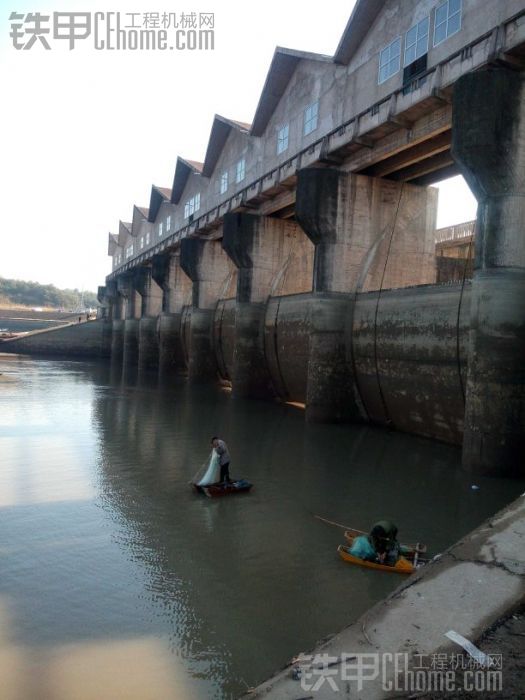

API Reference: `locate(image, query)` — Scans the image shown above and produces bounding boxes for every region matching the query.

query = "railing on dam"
[435,220,476,244]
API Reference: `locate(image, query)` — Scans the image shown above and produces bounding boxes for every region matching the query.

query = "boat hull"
[337,545,415,574]
[192,479,253,498]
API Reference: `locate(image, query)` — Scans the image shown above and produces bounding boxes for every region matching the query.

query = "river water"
[1,353,523,699]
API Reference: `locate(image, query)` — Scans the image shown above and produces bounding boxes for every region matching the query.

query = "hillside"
[0,277,98,310]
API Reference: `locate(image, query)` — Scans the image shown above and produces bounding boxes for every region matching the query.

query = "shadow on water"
[1,354,524,698]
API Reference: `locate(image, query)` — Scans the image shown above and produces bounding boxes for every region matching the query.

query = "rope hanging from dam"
[456,235,473,405]
[372,183,405,427]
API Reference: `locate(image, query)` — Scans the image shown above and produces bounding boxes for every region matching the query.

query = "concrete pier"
[222,212,313,399]
[152,251,192,375]
[134,266,163,371]
[180,237,236,380]
[118,274,140,369]
[295,169,437,422]
[452,68,525,478]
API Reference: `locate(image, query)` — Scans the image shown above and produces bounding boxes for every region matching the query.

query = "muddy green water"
[0,353,523,699]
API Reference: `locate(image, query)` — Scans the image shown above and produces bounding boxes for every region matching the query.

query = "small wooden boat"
[338,544,415,574]
[192,479,253,498]
[343,530,426,560]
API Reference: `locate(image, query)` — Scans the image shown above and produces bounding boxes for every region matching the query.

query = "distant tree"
[0,277,99,310]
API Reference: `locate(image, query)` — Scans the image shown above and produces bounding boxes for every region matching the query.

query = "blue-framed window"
[434,0,462,46]
[277,123,289,154]
[235,158,246,184]
[379,37,401,84]
[405,17,429,66]
[303,101,319,136]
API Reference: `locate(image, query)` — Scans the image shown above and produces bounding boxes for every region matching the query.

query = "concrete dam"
[5,0,525,479]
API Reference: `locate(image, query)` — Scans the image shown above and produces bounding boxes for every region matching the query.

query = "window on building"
[220,170,228,194]
[405,17,429,66]
[379,37,401,84]
[235,158,246,184]
[277,123,289,154]
[126,245,134,259]
[434,0,462,46]
[146,231,150,245]
[184,193,201,219]
[158,221,163,237]
[166,215,171,232]
[140,236,144,249]
[303,101,318,136]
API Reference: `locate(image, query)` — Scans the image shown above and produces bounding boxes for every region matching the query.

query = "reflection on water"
[1,353,523,699]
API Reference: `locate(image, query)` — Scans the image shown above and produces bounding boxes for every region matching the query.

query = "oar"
[314,514,363,532]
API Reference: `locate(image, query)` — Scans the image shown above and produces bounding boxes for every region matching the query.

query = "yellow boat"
[343,530,426,560]
[337,544,415,574]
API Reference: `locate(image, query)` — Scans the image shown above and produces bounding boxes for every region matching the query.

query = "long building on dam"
[6,0,524,478]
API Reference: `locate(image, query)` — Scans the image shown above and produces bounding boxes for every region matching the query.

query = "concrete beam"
[133,266,163,318]
[452,67,525,477]
[151,252,192,375]
[179,237,236,380]
[295,169,437,294]
[116,273,140,320]
[295,168,437,423]
[222,212,313,398]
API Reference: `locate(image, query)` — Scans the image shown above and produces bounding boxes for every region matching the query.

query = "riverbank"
[247,495,524,699]
[0,307,82,337]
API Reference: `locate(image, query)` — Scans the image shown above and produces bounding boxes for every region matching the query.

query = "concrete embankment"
[0,319,110,358]
[248,495,524,699]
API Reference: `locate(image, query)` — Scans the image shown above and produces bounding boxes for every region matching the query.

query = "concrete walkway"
[246,495,524,699]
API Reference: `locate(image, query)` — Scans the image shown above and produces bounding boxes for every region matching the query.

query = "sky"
[0,1,477,293]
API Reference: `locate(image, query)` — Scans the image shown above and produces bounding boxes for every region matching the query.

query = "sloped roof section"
[108,232,119,256]
[201,115,251,178]
[131,205,149,237]
[118,221,132,247]
[171,157,204,204]
[333,0,384,65]
[148,185,173,222]
[250,47,333,137]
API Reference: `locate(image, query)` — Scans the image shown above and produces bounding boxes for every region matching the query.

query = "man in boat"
[370,520,400,565]
[347,520,400,565]
[211,436,232,486]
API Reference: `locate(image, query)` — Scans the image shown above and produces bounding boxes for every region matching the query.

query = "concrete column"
[222,213,310,398]
[118,273,140,368]
[134,266,162,371]
[295,168,437,422]
[152,251,192,375]
[180,238,235,380]
[105,280,124,363]
[452,68,525,477]
[97,285,109,320]
[97,285,113,358]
